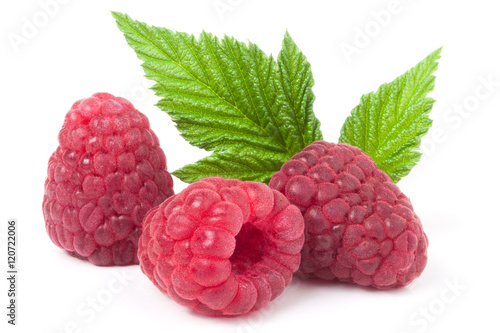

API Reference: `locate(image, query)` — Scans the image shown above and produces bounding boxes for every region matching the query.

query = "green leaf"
[172,147,291,183]
[112,12,322,183]
[339,48,441,183]
[275,31,321,154]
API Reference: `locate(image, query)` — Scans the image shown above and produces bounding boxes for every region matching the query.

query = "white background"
[1,0,499,332]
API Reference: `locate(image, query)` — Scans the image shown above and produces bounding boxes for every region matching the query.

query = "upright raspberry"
[269,141,428,289]
[138,177,304,316]
[43,93,174,266]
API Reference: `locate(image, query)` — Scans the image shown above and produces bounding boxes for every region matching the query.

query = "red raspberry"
[138,177,304,316]
[43,93,174,266]
[269,141,428,289]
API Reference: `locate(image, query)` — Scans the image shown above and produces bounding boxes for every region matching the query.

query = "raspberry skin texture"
[269,141,428,289]
[42,93,174,266]
[138,177,304,316]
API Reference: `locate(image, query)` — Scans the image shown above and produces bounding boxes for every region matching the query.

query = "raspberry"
[138,177,304,316]
[43,93,174,266]
[269,141,428,289]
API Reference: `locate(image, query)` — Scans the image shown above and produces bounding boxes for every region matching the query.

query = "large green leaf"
[113,12,322,183]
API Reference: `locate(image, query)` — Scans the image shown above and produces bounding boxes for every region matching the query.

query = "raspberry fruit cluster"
[43,94,429,316]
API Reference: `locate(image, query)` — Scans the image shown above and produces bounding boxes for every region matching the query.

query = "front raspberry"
[269,141,428,289]
[43,93,174,266]
[138,177,304,316]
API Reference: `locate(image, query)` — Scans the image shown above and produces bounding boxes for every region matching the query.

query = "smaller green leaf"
[339,48,441,182]
[274,31,322,154]
[171,147,290,183]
